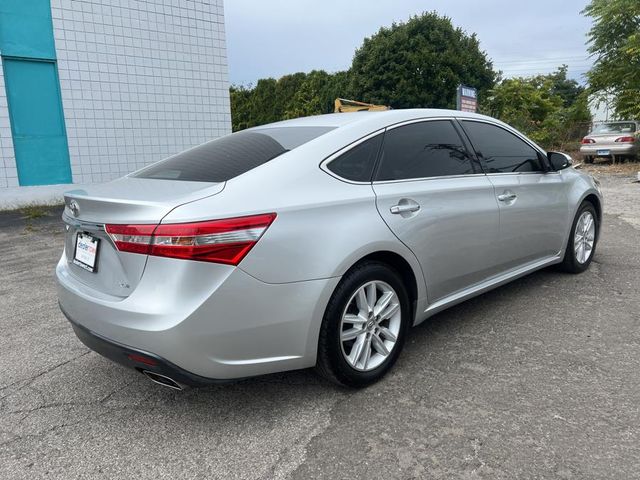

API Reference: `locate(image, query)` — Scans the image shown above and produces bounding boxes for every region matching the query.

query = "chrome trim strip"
[62,212,105,232]
[483,171,560,177]
[455,117,548,157]
[320,115,556,184]
[319,128,386,185]
[372,173,487,185]
[383,116,456,131]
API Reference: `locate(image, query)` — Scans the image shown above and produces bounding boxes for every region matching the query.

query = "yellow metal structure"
[334,98,390,113]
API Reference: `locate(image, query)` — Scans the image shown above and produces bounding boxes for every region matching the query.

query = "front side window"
[327,134,383,182]
[461,121,545,173]
[375,120,475,181]
[134,126,335,182]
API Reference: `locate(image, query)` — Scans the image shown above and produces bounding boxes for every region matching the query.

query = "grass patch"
[19,204,49,220]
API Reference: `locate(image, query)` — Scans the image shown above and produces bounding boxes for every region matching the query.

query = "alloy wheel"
[574,210,595,264]
[339,281,401,372]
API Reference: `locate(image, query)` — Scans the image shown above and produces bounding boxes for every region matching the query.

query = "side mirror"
[547,151,572,171]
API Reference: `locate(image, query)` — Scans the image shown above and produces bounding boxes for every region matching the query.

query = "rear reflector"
[615,136,635,143]
[581,137,595,144]
[106,213,276,265]
[127,353,158,366]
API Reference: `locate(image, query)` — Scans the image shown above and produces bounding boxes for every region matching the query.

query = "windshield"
[133,126,335,182]
[592,122,637,134]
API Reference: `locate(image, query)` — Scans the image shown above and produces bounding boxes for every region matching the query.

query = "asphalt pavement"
[1,175,639,479]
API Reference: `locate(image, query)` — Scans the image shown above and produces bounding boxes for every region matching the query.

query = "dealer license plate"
[73,233,99,272]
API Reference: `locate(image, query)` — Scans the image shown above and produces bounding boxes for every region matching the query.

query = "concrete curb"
[0,184,90,210]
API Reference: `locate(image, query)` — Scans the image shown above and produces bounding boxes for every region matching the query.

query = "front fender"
[561,168,604,251]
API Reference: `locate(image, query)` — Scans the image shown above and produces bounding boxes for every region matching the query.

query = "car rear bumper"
[56,253,340,380]
[63,310,226,386]
[580,144,638,156]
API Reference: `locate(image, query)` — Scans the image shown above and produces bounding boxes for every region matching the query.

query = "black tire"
[559,201,598,273]
[315,261,411,388]
[584,156,594,164]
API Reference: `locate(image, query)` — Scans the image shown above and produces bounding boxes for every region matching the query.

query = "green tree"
[350,12,497,109]
[230,70,352,131]
[249,78,279,126]
[229,85,254,131]
[483,67,591,149]
[285,71,329,119]
[548,65,585,107]
[285,70,353,118]
[274,72,308,119]
[583,0,640,118]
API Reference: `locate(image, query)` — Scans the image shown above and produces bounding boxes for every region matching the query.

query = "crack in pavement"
[0,402,166,450]
[277,390,355,480]
[0,351,90,400]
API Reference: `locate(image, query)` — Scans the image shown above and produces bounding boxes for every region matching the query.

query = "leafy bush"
[482,67,592,150]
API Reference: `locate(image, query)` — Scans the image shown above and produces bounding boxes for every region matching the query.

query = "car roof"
[253,109,501,131]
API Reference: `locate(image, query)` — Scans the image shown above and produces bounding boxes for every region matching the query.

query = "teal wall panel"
[0,0,72,186]
[3,58,72,185]
[0,0,56,60]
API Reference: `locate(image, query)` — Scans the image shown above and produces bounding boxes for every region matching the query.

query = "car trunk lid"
[62,177,224,298]
[589,133,629,145]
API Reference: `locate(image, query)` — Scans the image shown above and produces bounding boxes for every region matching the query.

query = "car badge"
[69,200,80,217]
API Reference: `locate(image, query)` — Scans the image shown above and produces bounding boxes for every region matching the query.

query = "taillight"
[615,136,635,143]
[104,224,156,254]
[581,137,595,144]
[106,213,276,265]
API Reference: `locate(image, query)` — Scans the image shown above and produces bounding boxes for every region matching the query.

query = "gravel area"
[593,173,640,229]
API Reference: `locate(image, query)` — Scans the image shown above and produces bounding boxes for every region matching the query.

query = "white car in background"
[580,121,639,163]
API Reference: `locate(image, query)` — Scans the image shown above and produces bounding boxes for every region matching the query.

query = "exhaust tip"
[142,370,183,390]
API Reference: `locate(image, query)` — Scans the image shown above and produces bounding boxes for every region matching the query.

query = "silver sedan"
[56,110,603,388]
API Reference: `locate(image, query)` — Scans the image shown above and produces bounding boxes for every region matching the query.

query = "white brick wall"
[0,0,231,188]
[0,57,19,188]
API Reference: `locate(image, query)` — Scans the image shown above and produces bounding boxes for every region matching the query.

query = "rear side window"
[327,134,383,182]
[461,121,545,173]
[592,122,637,134]
[134,126,335,182]
[375,120,475,181]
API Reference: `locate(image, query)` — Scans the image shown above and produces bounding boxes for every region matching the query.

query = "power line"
[497,62,593,70]
[493,57,589,65]
[490,51,592,62]
[499,66,593,73]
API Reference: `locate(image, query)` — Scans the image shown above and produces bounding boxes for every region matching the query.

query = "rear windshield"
[133,126,335,182]
[592,122,637,134]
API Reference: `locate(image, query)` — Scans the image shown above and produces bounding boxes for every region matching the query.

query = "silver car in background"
[580,121,639,163]
[57,109,603,388]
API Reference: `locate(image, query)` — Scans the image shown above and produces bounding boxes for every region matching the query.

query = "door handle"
[390,203,420,214]
[497,192,517,202]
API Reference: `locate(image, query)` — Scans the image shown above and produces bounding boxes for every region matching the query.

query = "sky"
[223,0,595,86]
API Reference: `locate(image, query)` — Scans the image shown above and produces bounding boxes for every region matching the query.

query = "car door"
[459,120,569,272]
[373,119,500,304]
